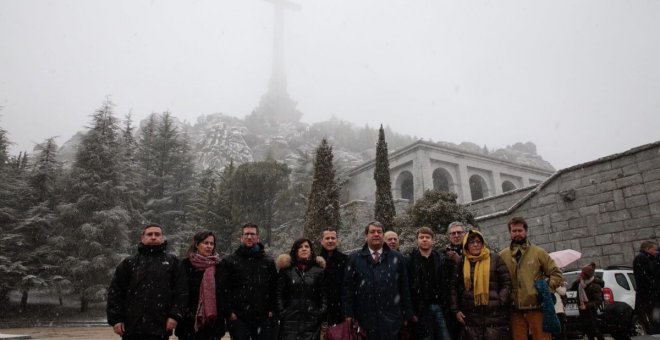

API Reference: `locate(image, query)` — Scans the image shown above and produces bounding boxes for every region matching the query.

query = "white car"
[563,266,648,340]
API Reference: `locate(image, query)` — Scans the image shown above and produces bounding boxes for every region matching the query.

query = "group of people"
[106,217,657,340]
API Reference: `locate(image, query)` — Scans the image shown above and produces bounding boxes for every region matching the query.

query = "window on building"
[469,175,488,201]
[432,168,453,193]
[502,180,516,193]
[396,171,415,203]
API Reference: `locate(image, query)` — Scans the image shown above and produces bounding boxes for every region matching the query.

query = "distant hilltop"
[57,112,554,173]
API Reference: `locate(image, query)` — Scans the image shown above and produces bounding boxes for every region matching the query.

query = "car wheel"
[631,314,648,336]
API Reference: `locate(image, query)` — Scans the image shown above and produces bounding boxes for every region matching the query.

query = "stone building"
[467,141,660,270]
[342,140,554,204]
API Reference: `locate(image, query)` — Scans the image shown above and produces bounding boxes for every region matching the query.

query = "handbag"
[326,319,367,340]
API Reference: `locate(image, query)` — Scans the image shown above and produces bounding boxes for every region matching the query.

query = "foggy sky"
[1,0,659,170]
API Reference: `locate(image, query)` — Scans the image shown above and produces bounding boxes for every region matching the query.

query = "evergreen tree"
[13,137,63,309]
[303,139,340,240]
[231,160,289,245]
[374,125,396,229]
[191,168,220,228]
[397,189,475,235]
[137,112,196,254]
[214,162,236,254]
[58,99,132,312]
[0,119,31,304]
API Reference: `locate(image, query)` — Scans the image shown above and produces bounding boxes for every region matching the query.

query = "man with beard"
[342,221,413,339]
[319,227,348,328]
[107,224,188,340]
[499,217,562,340]
[221,223,278,339]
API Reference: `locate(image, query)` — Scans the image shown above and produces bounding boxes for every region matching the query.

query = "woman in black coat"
[276,238,327,340]
[450,230,512,340]
[175,231,225,340]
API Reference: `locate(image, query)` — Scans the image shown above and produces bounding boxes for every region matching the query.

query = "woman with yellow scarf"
[449,230,512,340]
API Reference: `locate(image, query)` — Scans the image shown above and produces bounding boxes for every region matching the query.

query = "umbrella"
[549,249,582,268]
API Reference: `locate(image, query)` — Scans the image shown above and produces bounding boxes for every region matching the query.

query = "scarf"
[510,239,529,264]
[578,276,594,305]
[462,231,491,306]
[189,252,221,331]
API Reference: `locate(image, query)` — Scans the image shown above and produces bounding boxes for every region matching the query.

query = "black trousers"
[579,309,604,340]
[227,318,277,340]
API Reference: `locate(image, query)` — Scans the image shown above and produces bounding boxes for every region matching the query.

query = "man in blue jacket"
[342,221,413,339]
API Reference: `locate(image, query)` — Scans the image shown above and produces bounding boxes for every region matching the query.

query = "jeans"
[419,304,452,340]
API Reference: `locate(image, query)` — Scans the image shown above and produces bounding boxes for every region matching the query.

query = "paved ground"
[0,327,233,339]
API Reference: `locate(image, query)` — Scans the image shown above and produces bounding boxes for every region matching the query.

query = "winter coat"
[320,248,348,326]
[175,258,226,340]
[633,251,660,313]
[405,249,451,338]
[221,243,278,323]
[107,242,187,338]
[276,255,327,340]
[570,277,604,311]
[342,243,413,340]
[450,252,512,340]
[499,241,563,310]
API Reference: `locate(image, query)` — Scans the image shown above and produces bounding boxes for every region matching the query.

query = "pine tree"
[58,99,132,312]
[137,112,196,254]
[374,125,396,229]
[0,119,31,304]
[214,162,235,254]
[303,139,340,240]
[13,137,63,309]
[231,160,290,245]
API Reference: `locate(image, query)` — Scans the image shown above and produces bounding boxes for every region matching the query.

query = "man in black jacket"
[443,221,466,339]
[633,240,659,334]
[406,226,452,340]
[221,223,278,340]
[107,224,187,340]
[319,227,348,327]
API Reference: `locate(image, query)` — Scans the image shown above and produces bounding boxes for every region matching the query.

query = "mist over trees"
[0,97,468,313]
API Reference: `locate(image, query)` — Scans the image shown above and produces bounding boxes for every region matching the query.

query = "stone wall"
[469,142,660,271]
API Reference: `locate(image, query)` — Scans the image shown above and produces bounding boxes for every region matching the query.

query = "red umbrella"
[549,249,582,268]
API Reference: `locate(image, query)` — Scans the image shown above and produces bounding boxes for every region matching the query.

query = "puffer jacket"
[450,252,512,340]
[499,240,563,310]
[107,242,187,338]
[220,243,277,322]
[276,255,327,340]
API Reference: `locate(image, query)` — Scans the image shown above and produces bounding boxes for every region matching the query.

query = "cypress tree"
[374,125,396,229]
[304,138,340,240]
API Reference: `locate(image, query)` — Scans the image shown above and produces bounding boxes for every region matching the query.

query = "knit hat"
[581,264,594,278]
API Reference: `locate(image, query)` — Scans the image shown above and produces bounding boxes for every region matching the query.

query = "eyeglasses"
[449,231,464,236]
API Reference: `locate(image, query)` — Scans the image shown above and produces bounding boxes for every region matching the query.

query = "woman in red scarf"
[176,231,225,340]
